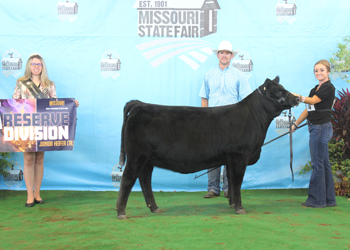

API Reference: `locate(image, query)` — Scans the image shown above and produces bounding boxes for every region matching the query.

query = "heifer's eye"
[276,90,283,96]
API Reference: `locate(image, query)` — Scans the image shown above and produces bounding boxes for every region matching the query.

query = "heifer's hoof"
[235,208,247,214]
[117,214,128,220]
[230,204,235,209]
[152,208,161,213]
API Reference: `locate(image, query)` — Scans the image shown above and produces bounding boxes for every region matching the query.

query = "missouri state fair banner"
[0,98,77,152]
[1,0,350,191]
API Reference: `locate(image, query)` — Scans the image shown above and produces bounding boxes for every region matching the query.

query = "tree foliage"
[0,152,12,177]
[330,36,350,83]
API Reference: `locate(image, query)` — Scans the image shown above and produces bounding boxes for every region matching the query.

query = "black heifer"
[116,76,299,219]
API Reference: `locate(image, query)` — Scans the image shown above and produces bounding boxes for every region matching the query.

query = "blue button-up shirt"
[199,65,252,107]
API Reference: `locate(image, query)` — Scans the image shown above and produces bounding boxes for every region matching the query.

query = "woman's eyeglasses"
[30,63,43,66]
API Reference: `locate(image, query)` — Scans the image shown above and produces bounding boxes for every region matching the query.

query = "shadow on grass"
[0,188,311,220]
[120,190,310,219]
[0,190,25,200]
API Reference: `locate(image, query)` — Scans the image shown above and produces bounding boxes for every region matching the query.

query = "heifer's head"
[258,76,300,111]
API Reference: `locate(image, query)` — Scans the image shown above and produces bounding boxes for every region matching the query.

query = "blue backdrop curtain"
[0,0,349,191]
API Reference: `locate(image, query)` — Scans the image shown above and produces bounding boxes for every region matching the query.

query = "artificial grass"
[0,189,349,250]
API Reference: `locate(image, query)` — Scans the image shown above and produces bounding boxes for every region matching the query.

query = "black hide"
[116,76,299,219]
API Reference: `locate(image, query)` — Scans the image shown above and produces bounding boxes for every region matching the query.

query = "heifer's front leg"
[226,166,235,209]
[116,165,138,219]
[139,164,160,214]
[227,162,247,215]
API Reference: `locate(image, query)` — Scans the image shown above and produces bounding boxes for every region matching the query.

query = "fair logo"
[111,165,123,189]
[57,0,78,22]
[2,49,22,78]
[276,0,297,24]
[275,111,296,135]
[134,0,220,70]
[3,165,24,189]
[232,51,254,79]
[100,51,121,79]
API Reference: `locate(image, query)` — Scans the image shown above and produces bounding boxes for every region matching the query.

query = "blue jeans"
[207,165,228,194]
[305,122,337,207]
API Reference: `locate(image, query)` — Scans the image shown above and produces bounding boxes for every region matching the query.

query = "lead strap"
[289,108,294,182]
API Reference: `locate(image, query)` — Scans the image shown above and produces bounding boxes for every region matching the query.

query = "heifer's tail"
[119,100,142,166]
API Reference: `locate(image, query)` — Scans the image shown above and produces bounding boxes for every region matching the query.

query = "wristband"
[301,96,305,103]
[293,122,298,128]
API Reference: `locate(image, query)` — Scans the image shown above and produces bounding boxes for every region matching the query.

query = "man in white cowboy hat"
[199,40,252,198]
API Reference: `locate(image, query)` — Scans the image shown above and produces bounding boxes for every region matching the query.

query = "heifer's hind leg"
[139,164,160,213]
[116,164,138,219]
[227,160,247,215]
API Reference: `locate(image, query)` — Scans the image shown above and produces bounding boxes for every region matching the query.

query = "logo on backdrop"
[134,0,221,70]
[1,49,22,78]
[2,165,24,189]
[232,51,254,79]
[100,51,121,79]
[111,165,123,189]
[57,0,78,22]
[276,0,297,24]
[275,111,296,135]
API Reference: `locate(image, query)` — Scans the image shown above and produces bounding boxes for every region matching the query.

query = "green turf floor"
[0,189,349,249]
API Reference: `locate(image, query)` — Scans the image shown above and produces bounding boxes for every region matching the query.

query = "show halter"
[256,84,292,106]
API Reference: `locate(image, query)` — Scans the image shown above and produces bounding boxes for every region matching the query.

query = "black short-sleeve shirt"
[307,80,335,124]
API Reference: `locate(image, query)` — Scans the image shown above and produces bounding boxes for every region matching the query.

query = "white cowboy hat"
[212,41,238,57]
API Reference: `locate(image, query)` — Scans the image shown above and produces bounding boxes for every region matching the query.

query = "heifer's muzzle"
[258,87,299,107]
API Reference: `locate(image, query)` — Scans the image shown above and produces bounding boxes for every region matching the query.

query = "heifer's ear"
[272,76,280,84]
[264,78,271,85]
[261,78,271,93]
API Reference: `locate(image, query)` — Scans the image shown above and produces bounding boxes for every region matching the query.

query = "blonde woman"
[13,53,79,207]
[292,59,336,208]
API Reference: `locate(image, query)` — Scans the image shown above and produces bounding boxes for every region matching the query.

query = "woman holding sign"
[13,53,79,207]
[292,59,336,208]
